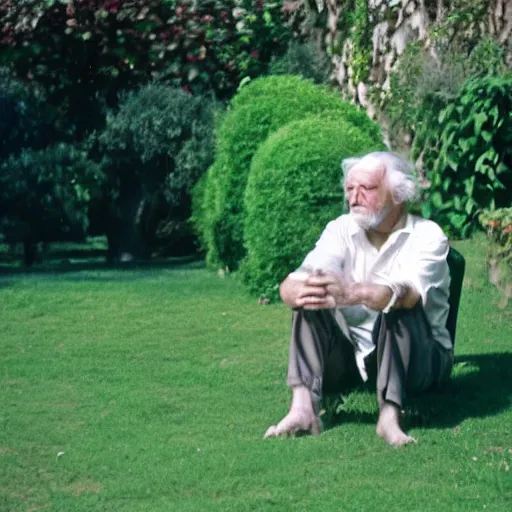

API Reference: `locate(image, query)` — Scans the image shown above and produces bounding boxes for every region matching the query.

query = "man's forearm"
[280,273,420,311]
[347,282,420,311]
[347,282,393,311]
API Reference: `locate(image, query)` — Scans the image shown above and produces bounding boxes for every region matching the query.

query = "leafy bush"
[0,143,102,265]
[0,0,292,138]
[99,84,215,204]
[479,208,512,307]
[383,37,507,153]
[382,38,510,238]
[96,84,216,259]
[202,74,382,271]
[420,74,512,238]
[228,76,381,139]
[241,115,385,300]
[190,170,209,251]
[0,68,56,159]
[268,41,331,84]
[190,161,223,263]
[384,43,462,152]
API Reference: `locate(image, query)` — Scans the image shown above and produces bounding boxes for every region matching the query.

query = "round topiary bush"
[204,74,382,271]
[242,115,386,300]
[191,154,231,269]
[190,169,209,249]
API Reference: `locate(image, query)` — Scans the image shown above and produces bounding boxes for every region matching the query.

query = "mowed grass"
[1,238,511,511]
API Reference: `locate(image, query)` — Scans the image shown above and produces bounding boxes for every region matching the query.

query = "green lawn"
[1,237,511,511]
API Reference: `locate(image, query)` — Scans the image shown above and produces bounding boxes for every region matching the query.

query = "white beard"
[350,205,391,230]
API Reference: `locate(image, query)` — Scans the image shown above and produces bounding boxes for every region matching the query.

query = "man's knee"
[291,307,339,341]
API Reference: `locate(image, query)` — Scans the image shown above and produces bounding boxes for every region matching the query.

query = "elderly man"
[264,151,453,446]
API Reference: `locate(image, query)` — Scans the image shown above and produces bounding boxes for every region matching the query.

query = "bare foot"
[264,408,322,438]
[376,402,416,447]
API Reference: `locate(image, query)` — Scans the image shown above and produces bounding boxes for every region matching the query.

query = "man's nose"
[349,187,359,206]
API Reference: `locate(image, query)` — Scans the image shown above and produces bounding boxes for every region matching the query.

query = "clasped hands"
[295,271,356,310]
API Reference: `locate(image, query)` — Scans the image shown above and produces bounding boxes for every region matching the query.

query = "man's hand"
[303,274,421,311]
[302,273,355,309]
[280,272,419,311]
[280,272,354,309]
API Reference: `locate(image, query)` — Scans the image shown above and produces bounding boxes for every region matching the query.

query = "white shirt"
[290,213,451,380]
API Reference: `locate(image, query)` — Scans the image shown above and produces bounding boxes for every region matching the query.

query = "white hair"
[340,151,419,205]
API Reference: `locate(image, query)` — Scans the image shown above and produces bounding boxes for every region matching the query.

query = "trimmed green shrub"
[229,75,381,138]
[242,115,386,300]
[204,75,382,271]
[190,161,224,267]
[421,74,512,238]
[190,170,209,251]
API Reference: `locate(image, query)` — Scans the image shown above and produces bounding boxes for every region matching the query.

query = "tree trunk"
[23,239,37,266]
[110,184,150,262]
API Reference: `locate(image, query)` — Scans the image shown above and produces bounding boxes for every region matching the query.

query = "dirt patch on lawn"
[65,479,103,496]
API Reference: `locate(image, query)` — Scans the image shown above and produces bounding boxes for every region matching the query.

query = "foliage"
[199,74,382,272]
[479,208,512,249]
[283,0,373,85]
[96,83,215,258]
[190,163,224,263]
[420,74,512,238]
[466,37,508,78]
[383,37,508,152]
[268,40,331,83]
[190,170,209,251]
[479,207,512,306]
[382,38,510,238]
[99,84,215,204]
[241,115,385,300]
[429,0,489,56]
[0,143,103,263]
[0,67,56,159]
[384,42,462,150]
[0,0,292,139]
[350,0,372,84]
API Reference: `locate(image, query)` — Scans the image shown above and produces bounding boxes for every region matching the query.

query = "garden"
[1,1,512,510]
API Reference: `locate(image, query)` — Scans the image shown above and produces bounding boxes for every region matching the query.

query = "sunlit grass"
[1,237,511,511]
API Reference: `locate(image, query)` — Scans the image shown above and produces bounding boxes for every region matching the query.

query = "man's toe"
[310,417,322,436]
[263,425,278,439]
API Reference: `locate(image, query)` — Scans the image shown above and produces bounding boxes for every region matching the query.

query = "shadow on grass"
[0,254,205,282]
[327,352,512,431]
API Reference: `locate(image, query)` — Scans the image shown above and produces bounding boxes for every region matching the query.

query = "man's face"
[344,159,394,229]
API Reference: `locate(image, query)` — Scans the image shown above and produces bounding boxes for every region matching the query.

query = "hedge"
[241,114,385,300]
[201,74,382,271]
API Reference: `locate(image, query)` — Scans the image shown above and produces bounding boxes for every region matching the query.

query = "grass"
[1,236,511,511]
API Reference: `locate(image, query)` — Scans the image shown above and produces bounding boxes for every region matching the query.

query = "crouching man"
[264,151,453,446]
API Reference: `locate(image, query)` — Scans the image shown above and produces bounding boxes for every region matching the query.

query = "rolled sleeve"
[395,231,450,307]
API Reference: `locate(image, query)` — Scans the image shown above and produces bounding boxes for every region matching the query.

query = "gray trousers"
[286,303,454,409]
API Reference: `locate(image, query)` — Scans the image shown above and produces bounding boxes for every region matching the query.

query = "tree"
[0,0,292,139]
[0,67,56,159]
[0,143,103,265]
[96,84,215,260]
